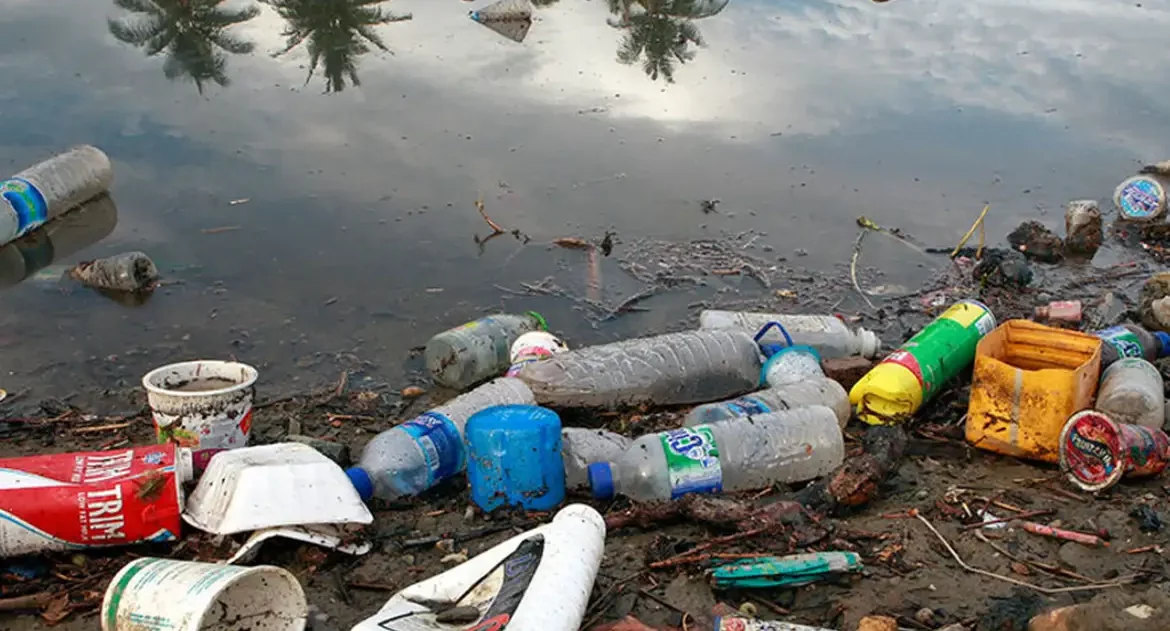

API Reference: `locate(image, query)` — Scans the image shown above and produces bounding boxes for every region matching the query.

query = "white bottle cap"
[857,328,881,358]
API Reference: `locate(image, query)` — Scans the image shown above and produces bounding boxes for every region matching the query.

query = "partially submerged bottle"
[1095,358,1165,429]
[588,405,843,502]
[1,145,113,246]
[562,427,632,490]
[851,300,995,425]
[514,329,762,408]
[425,312,547,390]
[698,310,881,359]
[1094,324,1170,367]
[345,378,534,501]
[684,379,850,428]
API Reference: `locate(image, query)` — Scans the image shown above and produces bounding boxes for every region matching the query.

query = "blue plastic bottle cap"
[345,467,374,502]
[1155,331,1170,357]
[588,462,615,500]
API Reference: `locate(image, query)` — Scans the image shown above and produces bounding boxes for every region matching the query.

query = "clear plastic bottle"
[514,329,762,408]
[588,405,843,501]
[561,427,632,490]
[425,312,547,390]
[1095,324,1170,367]
[684,379,850,428]
[1,146,113,245]
[345,378,534,501]
[698,310,881,359]
[1096,358,1165,429]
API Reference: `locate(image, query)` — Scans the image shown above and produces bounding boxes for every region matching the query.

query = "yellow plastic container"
[965,320,1101,463]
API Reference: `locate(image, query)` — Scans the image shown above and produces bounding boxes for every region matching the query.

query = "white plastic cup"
[101,557,307,631]
[143,360,259,471]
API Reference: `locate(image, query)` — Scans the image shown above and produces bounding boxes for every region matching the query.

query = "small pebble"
[401,386,426,398]
[441,552,470,564]
[915,608,935,626]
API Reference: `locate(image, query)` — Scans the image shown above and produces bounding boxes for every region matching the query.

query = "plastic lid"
[345,467,374,501]
[588,462,615,499]
[1155,331,1170,357]
[857,329,881,358]
[525,311,548,331]
[1059,410,1125,492]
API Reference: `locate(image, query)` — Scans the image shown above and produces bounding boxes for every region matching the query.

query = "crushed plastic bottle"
[588,405,843,502]
[1095,358,1165,429]
[683,380,850,428]
[1094,324,1170,367]
[425,312,547,390]
[515,329,762,408]
[698,310,881,358]
[561,428,631,490]
[69,251,158,293]
[345,378,534,501]
[1,145,113,246]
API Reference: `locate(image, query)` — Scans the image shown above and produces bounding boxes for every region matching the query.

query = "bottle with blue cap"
[1094,324,1170,368]
[345,378,534,502]
[587,404,844,502]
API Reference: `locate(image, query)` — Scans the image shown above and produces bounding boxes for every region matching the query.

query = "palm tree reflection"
[264,0,411,93]
[108,0,259,94]
[607,0,728,83]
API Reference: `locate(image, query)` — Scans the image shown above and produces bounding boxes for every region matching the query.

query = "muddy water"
[0,0,1168,405]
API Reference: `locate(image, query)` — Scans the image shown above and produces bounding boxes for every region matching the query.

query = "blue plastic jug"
[465,404,566,511]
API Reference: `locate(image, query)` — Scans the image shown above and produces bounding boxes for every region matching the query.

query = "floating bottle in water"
[588,405,843,502]
[684,379,850,428]
[514,329,762,408]
[345,378,534,501]
[699,310,881,359]
[1,146,113,246]
[425,312,548,390]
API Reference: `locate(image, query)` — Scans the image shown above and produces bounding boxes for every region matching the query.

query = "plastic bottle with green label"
[1094,324,1170,368]
[587,405,843,501]
[850,300,996,425]
[425,312,547,390]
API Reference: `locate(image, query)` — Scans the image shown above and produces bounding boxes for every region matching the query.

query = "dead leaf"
[552,237,591,250]
[1010,561,1031,576]
[774,289,797,298]
[40,593,71,625]
[401,386,426,399]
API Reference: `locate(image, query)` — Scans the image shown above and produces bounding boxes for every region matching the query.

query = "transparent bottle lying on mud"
[684,379,850,428]
[425,312,547,390]
[1095,358,1165,429]
[345,378,534,501]
[588,405,843,502]
[561,427,632,490]
[698,310,881,359]
[514,329,762,408]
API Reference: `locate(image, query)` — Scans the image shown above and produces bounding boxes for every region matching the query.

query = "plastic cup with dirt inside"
[143,360,259,472]
[101,557,307,631]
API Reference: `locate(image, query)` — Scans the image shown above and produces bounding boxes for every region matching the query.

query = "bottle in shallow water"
[1094,324,1170,367]
[345,378,534,501]
[683,379,850,428]
[1,145,113,246]
[587,405,843,502]
[1095,358,1165,429]
[850,300,995,425]
[698,310,881,359]
[514,329,762,408]
[424,312,547,390]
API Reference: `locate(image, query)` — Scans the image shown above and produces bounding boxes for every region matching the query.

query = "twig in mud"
[72,422,131,433]
[582,570,646,630]
[637,588,692,618]
[648,527,769,569]
[475,195,505,235]
[915,511,1133,594]
[951,205,989,259]
[959,509,1055,531]
[0,592,54,612]
[850,230,877,309]
[347,581,397,591]
[599,287,661,322]
[975,532,1101,584]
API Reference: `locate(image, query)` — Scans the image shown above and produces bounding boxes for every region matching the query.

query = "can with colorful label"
[0,444,192,557]
[850,300,995,425]
[1059,409,1170,492]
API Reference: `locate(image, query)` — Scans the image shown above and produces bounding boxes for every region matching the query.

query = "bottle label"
[0,177,49,237]
[401,412,465,485]
[1099,326,1143,358]
[660,427,722,499]
[725,396,772,417]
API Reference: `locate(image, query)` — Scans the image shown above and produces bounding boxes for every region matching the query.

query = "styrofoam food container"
[143,360,259,471]
[183,442,372,535]
[101,557,307,631]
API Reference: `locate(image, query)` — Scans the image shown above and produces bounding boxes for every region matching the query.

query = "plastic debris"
[69,250,158,293]
[711,551,862,589]
[1,145,112,246]
[469,0,533,43]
